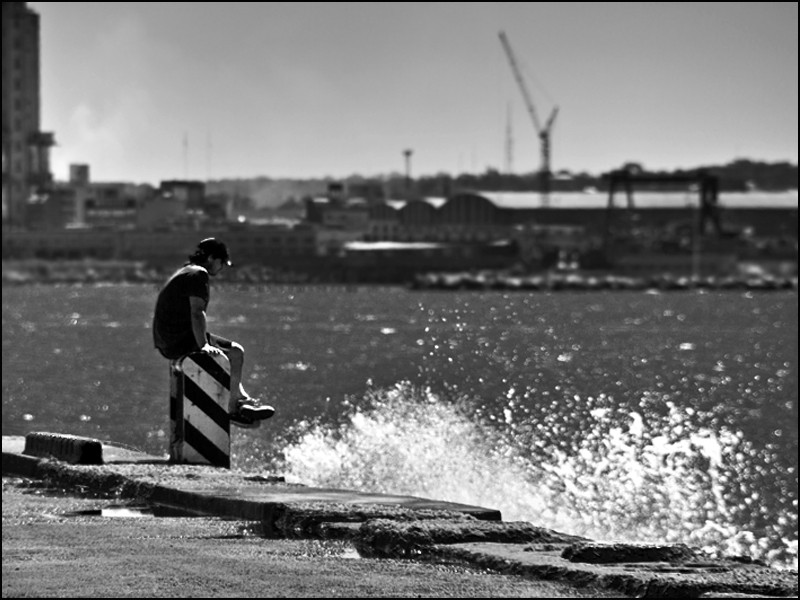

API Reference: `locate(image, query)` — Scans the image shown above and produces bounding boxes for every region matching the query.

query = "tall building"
[2,1,55,228]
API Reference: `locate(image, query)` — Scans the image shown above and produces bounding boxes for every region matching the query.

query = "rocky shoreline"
[411,270,798,292]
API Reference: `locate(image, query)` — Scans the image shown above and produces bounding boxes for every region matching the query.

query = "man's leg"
[207,333,274,423]
[207,333,248,412]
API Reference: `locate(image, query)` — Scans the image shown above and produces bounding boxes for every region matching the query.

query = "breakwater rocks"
[2,259,163,285]
[412,270,799,292]
[3,434,797,599]
[0,260,307,286]
[4,259,798,291]
[1,260,318,286]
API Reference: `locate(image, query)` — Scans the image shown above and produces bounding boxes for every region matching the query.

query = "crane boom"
[498,30,558,200]
[498,31,543,134]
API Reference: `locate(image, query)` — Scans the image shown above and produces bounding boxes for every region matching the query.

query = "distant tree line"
[400,159,799,197]
[336,159,798,202]
[208,159,797,210]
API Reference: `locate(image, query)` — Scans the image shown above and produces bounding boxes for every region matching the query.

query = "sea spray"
[277,382,519,508]
[262,381,797,570]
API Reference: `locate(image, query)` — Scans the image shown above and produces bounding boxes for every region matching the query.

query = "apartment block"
[2,1,55,228]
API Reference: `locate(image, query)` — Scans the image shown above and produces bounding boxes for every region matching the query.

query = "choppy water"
[2,283,797,568]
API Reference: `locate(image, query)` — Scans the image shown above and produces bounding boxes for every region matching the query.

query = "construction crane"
[498,30,558,205]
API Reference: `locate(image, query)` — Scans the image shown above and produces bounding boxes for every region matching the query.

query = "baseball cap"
[197,237,232,266]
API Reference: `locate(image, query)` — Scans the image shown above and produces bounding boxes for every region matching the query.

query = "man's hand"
[202,343,224,357]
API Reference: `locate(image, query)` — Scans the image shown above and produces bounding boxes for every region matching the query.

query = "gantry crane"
[498,30,558,205]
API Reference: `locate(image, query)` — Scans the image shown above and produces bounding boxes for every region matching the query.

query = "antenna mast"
[505,102,514,174]
[182,132,189,179]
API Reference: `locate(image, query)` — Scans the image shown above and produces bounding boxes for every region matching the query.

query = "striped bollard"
[169,351,231,468]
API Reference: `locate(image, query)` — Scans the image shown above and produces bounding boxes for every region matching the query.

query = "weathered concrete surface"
[352,518,587,558]
[3,434,798,599]
[436,542,798,599]
[2,478,619,599]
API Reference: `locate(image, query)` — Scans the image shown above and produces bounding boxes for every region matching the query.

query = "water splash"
[277,383,504,505]
[268,381,797,570]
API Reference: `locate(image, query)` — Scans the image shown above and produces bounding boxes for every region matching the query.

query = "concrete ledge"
[562,541,699,564]
[354,518,585,558]
[271,502,476,539]
[23,432,103,465]
[1,449,40,478]
[148,485,275,522]
[439,543,799,599]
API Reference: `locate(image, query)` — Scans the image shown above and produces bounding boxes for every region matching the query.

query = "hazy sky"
[30,2,798,185]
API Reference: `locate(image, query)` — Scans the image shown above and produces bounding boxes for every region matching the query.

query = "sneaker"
[235,397,275,421]
[229,410,260,429]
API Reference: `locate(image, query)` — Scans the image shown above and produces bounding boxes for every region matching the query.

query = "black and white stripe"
[169,352,231,468]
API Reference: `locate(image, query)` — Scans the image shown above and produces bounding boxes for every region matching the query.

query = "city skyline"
[30,2,799,185]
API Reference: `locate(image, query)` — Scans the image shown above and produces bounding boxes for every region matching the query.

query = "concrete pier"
[3,433,797,598]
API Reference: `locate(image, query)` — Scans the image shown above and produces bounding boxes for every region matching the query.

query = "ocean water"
[2,283,797,569]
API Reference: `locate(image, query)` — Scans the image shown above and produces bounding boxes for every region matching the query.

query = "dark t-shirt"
[152,265,210,359]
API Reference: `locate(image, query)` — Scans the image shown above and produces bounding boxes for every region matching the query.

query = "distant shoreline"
[2,258,797,291]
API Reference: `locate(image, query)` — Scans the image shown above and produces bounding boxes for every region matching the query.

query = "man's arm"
[188,295,216,353]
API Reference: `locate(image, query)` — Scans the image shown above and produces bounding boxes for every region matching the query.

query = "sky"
[29,2,799,185]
